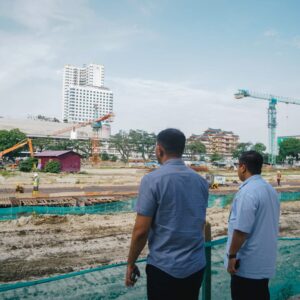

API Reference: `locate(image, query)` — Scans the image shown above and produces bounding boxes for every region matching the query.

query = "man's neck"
[242,172,255,182]
[161,156,181,164]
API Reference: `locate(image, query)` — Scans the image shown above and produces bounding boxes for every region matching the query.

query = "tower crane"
[51,113,114,163]
[52,113,114,139]
[234,89,300,165]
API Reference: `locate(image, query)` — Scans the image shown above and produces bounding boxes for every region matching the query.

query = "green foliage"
[186,141,206,159]
[232,142,252,158]
[110,155,118,162]
[0,170,16,177]
[279,138,300,163]
[101,152,110,161]
[109,130,157,163]
[210,152,223,162]
[44,160,61,173]
[251,143,266,154]
[19,157,38,172]
[109,131,132,163]
[232,142,267,159]
[109,131,129,162]
[129,130,157,160]
[0,129,27,158]
[33,138,91,158]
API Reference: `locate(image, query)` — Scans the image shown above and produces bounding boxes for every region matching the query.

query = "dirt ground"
[0,201,299,284]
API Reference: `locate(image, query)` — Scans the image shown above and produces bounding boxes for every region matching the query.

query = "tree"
[33,138,52,152]
[186,141,206,159]
[279,138,300,163]
[44,160,61,173]
[101,152,110,161]
[33,138,91,158]
[19,157,38,172]
[129,130,156,161]
[232,142,252,158]
[251,143,267,154]
[0,129,27,158]
[110,155,118,162]
[109,131,132,163]
[210,152,223,162]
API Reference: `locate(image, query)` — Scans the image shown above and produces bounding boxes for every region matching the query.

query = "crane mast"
[234,89,300,165]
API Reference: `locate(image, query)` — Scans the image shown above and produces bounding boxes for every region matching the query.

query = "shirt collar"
[239,174,262,190]
[163,158,185,166]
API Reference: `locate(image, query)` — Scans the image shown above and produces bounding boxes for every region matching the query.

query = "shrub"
[19,157,38,172]
[110,155,118,162]
[44,160,61,173]
[101,152,110,161]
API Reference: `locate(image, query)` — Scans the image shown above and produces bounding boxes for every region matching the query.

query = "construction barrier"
[0,191,299,221]
[0,237,299,300]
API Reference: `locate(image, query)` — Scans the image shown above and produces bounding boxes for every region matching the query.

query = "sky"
[0,0,300,147]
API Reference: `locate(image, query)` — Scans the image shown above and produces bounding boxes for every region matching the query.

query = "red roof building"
[35,150,81,172]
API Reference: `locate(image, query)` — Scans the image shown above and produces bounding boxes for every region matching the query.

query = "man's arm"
[125,214,152,286]
[227,229,247,275]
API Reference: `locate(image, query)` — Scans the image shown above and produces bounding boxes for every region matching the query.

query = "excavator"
[0,138,34,167]
[0,138,35,192]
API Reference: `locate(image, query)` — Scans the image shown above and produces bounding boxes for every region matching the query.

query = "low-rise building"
[35,150,81,172]
[189,128,239,158]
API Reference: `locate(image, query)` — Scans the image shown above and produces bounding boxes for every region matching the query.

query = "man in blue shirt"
[225,151,280,300]
[126,128,208,300]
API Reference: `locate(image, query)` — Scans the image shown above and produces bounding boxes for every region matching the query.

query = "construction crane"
[0,138,34,159]
[51,113,114,164]
[234,89,300,165]
[52,114,113,139]
[90,106,115,164]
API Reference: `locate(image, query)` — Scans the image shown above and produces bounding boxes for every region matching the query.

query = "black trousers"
[231,275,270,300]
[146,264,205,300]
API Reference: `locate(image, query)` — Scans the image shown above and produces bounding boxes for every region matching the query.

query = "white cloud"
[0,0,93,32]
[263,29,278,37]
[292,36,300,49]
[127,0,161,16]
[107,77,269,143]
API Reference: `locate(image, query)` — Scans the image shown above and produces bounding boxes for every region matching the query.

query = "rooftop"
[0,117,93,139]
[35,150,80,157]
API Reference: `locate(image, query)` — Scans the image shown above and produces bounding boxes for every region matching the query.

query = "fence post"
[202,222,212,300]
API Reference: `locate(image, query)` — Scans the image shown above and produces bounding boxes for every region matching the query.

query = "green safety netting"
[0,192,299,221]
[0,238,299,300]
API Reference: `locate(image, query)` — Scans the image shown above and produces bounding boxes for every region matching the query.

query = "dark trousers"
[231,275,270,300]
[146,264,205,300]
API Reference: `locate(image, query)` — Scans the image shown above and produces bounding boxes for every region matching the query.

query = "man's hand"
[125,214,151,286]
[125,264,138,287]
[227,258,237,275]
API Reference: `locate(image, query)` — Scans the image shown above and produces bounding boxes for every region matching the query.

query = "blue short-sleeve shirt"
[136,158,209,278]
[224,175,280,279]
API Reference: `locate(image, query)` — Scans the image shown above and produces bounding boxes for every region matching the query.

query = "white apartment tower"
[62,64,113,123]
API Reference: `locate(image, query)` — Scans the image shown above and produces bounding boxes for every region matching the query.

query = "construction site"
[1,83,300,299]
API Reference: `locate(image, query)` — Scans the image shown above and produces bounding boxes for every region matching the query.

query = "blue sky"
[0,0,300,146]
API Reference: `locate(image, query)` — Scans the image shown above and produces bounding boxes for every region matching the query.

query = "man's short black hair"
[157,128,186,157]
[239,151,263,175]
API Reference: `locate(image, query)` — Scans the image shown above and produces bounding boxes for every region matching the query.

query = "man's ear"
[241,164,247,174]
[156,144,164,157]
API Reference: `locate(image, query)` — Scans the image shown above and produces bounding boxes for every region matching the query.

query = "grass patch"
[0,170,17,177]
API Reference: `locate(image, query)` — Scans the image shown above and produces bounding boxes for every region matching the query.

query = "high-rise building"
[62,64,113,123]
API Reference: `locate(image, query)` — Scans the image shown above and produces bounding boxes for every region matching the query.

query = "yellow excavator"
[0,138,34,193]
[0,138,34,160]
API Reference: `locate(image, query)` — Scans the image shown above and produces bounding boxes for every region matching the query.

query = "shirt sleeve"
[234,192,258,234]
[135,175,157,217]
